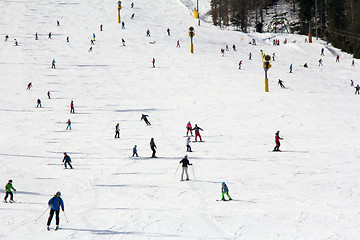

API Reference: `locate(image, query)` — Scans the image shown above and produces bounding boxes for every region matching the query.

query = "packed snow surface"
[1,0,360,239]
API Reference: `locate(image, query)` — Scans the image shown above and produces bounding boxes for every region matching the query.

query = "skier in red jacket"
[192,124,203,142]
[273,131,283,151]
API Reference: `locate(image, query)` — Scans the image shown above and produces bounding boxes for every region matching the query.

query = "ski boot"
[47,226,50,231]
[55,225,59,231]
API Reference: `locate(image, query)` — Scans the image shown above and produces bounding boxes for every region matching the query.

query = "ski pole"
[191,164,196,180]
[174,163,180,177]
[35,206,50,221]
[63,211,69,222]
[283,139,294,147]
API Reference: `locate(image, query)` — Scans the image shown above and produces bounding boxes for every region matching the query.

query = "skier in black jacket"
[150,138,156,158]
[179,155,192,181]
[62,153,73,169]
[141,114,151,125]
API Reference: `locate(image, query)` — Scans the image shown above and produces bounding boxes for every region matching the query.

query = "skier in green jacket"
[4,180,16,203]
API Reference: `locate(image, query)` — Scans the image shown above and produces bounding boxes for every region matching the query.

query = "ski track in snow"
[1,0,360,239]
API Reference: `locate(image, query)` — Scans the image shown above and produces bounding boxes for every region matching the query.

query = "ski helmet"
[135,145,137,147]
[56,191,61,196]
[222,182,225,185]
[8,180,12,183]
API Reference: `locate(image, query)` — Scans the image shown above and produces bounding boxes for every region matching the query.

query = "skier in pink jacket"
[186,121,193,136]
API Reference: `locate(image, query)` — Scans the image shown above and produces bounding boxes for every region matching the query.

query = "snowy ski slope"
[1,0,360,239]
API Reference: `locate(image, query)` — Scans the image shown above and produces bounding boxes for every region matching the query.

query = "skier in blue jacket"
[221,182,232,201]
[47,191,64,231]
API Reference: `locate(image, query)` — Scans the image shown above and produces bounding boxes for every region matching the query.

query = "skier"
[278,79,285,88]
[35,32,38,40]
[249,52,252,60]
[146,29,151,37]
[232,44,236,51]
[186,121,193,136]
[36,99,42,108]
[66,119,71,130]
[47,191,64,231]
[63,152,73,169]
[100,24,103,31]
[130,13,135,19]
[5,35,9,41]
[221,182,232,201]
[4,180,16,203]
[289,64,293,73]
[176,40,180,48]
[115,123,120,138]
[48,32,52,39]
[51,59,56,69]
[131,2,134,8]
[57,20,60,26]
[132,145,139,157]
[336,55,340,62]
[238,60,242,69]
[351,80,354,86]
[225,45,229,51]
[122,38,125,46]
[221,48,224,57]
[179,155,192,181]
[14,39,18,46]
[186,137,192,152]
[141,114,151,125]
[352,60,355,66]
[167,28,171,36]
[192,124,203,142]
[66,36,69,42]
[272,53,275,61]
[47,91,51,99]
[152,58,155,68]
[321,48,324,56]
[27,82,32,90]
[318,58,323,66]
[150,138,156,158]
[273,130,283,151]
[355,84,360,95]
[121,21,125,29]
[88,46,92,52]
[92,33,96,41]
[70,100,75,113]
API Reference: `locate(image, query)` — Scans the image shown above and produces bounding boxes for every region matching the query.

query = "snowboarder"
[122,38,125,46]
[132,145,138,157]
[92,33,96,41]
[121,21,125,29]
[47,91,51,99]
[70,100,75,113]
[152,58,155,68]
[130,13,135,19]
[167,28,171,36]
[278,79,285,88]
[63,152,73,169]
[318,58,323,66]
[66,36,69,42]
[336,55,340,62]
[48,32,52,39]
[35,32,38,40]
[146,29,151,37]
[66,119,71,130]
[273,130,283,151]
[238,60,242,69]
[51,59,56,69]
[221,182,232,201]
[289,64,293,73]
[27,82,32,90]
[192,124,203,142]
[141,114,151,125]
[150,138,156,158]
[351,80,354,86]
[4,180,16,203]
[36,99,42,108]
[14,39,18,46]
[5,35,9,41]
[88,46,92,52]
[115,123,120,138]
[321,48,324,56]
[176,40,180,48]
[179,155,192,181]
[186,121,193,136]
[47,191,64,231]
[232,44,236,51]
[249,52,252,60]
[186,137,192,152]
[352,60,355,66]
[355,84,360,95]
[100,24,103,31]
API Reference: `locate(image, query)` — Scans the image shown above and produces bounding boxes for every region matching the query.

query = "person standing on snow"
[355,84,360,95]
[318,59,323,66]
[336,55,340,62]
[351,80,354,86]
[152,58,155,68]
[238,60,242,69]
[321,48,324,56]
[179,155,192,181]
[48,32,52,39]
[115,123,120,138]
[150,138,157,158]
[232,45,236,51]
[100,24,103,31]
[4,180,16,203]
[35,32,38,40]
[132,145,139,157]
[352,60,355,66]
[273,131,283,151]
[121,21,125,29]
[51,59,56,69]
[146,29,151,37]
[221,182,232,201]
[122,38,125,46]
[36,99,42,108]
[192,124,203,142]
[5,35,9,41]
[92,33,96,41]
[27,82,32,90]
[141,114,151,125]
[70,100,75,113]
[62,152,73,169]
[176,40,180,48]
[186,137,192,152]
[186,121,193,136]
[289,64,293,73]
[47,91,51,99]
[249,52,252,60]
[66,119,71,130]
[167,28,171,36]
[47,191,64,231]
